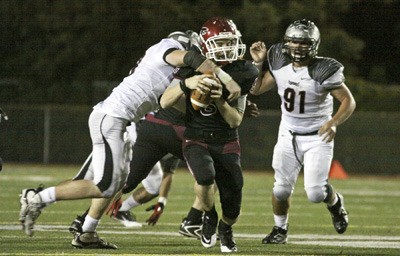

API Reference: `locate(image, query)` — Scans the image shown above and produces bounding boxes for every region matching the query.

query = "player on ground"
[250,19,356,244]
[19,29,242,249]
[161,17,258,253]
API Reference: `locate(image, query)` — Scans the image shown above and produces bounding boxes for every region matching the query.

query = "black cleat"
[69,215,85,235]
[112,210,142,228]
[327,193,349,234]
[200,212,218,248]
[179,217,202,239]
[71,232,117,249]
[218,220,237,252]
[262,226,288,244]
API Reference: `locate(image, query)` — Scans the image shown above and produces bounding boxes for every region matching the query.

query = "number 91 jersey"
[267,43,344,133]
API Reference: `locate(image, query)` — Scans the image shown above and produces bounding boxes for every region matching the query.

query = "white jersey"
[94,38,184,123]
[268,43,344,133]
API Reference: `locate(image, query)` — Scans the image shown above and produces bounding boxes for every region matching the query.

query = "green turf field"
[0,163,399,255]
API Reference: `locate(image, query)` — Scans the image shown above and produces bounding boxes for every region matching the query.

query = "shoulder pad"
[308,57,343,84]
[267,43,291,71]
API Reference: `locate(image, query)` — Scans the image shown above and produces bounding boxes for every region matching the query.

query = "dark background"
[0,0,399,173]
[0,0,399,110]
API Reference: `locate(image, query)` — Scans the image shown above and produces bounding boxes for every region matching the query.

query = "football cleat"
[327,193,349,234]
[111,211,142,228]
[200,212,217,248]
[71,232,117,249]
[19,185,46,236]
[179,217,202,239]
[69,215,85,235]
[218,220,237,252]
[262,226,288,244]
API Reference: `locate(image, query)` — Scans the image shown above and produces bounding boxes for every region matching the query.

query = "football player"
[18,27,243,249]
[68,121,180,231]
[250,19,356,244]
[67,31,258,234]
[160,17,259,253]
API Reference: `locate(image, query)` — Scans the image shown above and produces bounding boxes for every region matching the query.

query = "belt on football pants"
[185,128,238,143]
[289,130,319,166]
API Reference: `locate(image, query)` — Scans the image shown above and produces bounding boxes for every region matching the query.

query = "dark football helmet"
[167,30,201,51]
[168,31,190,50]
[199,17,246,62]
[283,19,320,62]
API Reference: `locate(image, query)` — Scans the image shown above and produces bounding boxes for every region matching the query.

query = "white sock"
[82,215,99,233]
[37,187,56,204]
[274,214,288,229]
[119,196,140,212]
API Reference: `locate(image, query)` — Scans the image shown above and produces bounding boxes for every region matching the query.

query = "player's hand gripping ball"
[190,76,219,110]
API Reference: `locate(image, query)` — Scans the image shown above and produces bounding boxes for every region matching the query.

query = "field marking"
[1,224,400,249]
[3,175,400,196]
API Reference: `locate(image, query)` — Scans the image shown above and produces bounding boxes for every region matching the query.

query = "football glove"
[106,196,122,218]
[145,202,165,226]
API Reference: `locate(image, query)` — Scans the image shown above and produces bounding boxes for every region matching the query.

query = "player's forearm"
[214,98,243,128]
[250,70,275,95]
[159,173,173,199]
[330,84,356,126]
[160,82,184,108]
[164,50,188,67]
[331,96,356,127]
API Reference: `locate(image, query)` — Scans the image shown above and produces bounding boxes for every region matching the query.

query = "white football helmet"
[283,19,320,62]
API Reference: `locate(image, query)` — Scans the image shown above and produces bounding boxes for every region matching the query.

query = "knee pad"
[220,189,242,220]
[305,186,326,203]
[160,154,180,173]
[196,174,214,186]
[273,184,292,201]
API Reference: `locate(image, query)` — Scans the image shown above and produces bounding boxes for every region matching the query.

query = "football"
[190,77,218,110]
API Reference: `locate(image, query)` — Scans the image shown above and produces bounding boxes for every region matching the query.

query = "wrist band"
[179,80,186,92]
[158,196,167,206]
[252,61,263,72]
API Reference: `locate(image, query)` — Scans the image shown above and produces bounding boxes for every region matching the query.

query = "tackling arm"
[160,74,214,109]
[165,50,241,101]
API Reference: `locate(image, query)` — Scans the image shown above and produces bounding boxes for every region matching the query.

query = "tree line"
[1,0,399,111]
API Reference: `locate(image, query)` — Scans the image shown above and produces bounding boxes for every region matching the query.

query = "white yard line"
[1,224,400,249]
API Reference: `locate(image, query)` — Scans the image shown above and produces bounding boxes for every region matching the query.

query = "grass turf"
[0,163,399,255]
